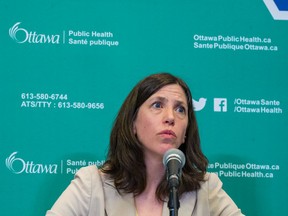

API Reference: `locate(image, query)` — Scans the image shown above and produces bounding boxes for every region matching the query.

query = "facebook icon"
[214,98,227,112]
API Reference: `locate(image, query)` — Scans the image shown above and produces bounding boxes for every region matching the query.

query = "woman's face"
[133,84,188,159]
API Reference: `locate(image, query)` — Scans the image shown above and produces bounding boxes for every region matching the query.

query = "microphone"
[163,148,186,188]
[163,148,186,216]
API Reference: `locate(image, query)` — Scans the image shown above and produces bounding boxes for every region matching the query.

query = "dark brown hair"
[101,73,208,200]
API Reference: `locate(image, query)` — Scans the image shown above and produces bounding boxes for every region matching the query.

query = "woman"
[46,73,244,216]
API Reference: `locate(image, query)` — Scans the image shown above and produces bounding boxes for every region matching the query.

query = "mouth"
[158,130,177,138]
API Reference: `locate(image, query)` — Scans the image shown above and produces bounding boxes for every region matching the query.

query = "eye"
[176,105,186,114]
[152,101,162,109]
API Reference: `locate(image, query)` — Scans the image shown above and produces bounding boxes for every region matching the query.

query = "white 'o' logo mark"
[5,152,25,174]
[9,22,28,43]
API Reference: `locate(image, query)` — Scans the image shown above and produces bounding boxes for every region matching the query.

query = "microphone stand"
[163,148,185,216]
[168,183,180,216]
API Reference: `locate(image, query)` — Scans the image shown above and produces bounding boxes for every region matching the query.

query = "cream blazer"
[46,165,244,216]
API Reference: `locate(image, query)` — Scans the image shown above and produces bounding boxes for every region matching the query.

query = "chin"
[159,145,177,154]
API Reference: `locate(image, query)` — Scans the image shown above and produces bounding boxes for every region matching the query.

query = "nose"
[163,108,175,126]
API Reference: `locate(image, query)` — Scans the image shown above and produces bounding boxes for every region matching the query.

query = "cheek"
[133,115,145,134]
[134,114,153,136]
[135,119,147,133]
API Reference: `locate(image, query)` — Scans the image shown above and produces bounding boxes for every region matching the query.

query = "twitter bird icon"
[193,98,207,111]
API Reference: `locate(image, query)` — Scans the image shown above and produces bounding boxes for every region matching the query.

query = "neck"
[144,154,165,193]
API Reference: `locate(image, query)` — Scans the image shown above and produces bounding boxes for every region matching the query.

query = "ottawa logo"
[9,22,61,44]
[263,0,288,20]
[5,152,58,174]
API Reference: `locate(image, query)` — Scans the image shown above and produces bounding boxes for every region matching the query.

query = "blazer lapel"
[103,178,136,216]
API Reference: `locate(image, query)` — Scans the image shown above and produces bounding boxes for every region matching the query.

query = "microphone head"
[163,148,186,168]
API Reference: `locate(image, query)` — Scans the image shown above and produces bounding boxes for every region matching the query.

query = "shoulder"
[75,165,99,179]
[198,172,244,215]
[73,165,100,185]
[75,165,108,189]
[199,172,222,192]
[76,165,115,189]
[70,165,103,197]
[46,165,106,215]
[204,172,221,182]
[204,172,222,189]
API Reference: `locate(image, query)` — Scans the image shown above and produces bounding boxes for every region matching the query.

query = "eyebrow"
[149,96,188,107]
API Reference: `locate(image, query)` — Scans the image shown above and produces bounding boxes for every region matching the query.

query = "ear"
[133,123,137,134]
[182,135,186,143]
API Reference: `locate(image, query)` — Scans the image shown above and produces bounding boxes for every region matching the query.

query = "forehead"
[149,84,187,102]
